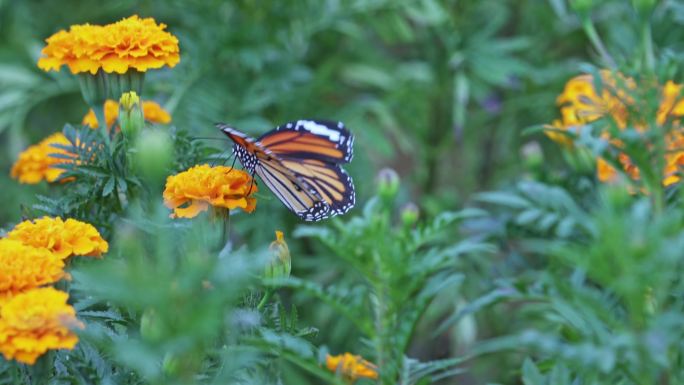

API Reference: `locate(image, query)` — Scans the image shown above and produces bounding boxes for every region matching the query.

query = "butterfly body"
[217,120,355,221]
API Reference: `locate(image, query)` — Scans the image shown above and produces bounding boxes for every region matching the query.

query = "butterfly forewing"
[217,120,355,221]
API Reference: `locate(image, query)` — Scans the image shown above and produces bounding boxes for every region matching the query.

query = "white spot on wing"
[299,120,340,142]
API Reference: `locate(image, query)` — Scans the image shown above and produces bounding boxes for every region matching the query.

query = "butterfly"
[216,120,355,221]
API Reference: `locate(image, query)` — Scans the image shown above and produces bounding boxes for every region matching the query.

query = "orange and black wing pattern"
[217,120,355,221]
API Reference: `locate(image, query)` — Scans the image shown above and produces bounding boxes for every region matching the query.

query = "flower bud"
[632,0,657,15]
[119,91,144,140]
[400,202,419,227]
[376,168,400,200]
[521,141,543,170]
[133,128,174,185]
[570,0,595,16]
[264,231,291,280]
[140,307,164,342]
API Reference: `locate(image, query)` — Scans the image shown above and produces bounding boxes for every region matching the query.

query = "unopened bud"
[400,202,419,227]
[570,0,595,16]
[133,128,174,185]
[119,91,144,140]
[264,231,291,279]
[376,168,400,200]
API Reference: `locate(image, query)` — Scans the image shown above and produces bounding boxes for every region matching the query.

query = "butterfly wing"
[258,120,355,217]
[258,120,353,164]
[217,123,333,221]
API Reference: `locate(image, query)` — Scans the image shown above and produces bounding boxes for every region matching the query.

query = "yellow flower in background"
[326,353,378,381]
[547,70,632,144]
[0,239,66,304]
[10,132,75,184]
[7,217,108,260]
[37,15,179,74]
[82,99,171,128]
[163,165,258,218]
[0,287,82,365]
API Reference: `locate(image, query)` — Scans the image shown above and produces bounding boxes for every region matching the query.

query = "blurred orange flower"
[82,99,171,128]
[326,352,378,381]
[0,287,82,365]
[0,239,66,304]
[7,217,108,260]
[38,15,179,74]
[163,165,258,218]
[10,132,75,184]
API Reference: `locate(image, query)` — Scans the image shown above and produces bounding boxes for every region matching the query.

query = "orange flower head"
[10,132,76,184]
[163,164,258,218]
[82,99,171,128]
[7,217,108,260]
[326,353,378,381]
[0,287,83,365]
[38,15,179,74]
[0,239,66,304]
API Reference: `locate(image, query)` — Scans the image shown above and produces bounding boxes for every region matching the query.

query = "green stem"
[92,103,112,153]
[582,19,617,69]
[642,20,656,71]
[257,289,273,310]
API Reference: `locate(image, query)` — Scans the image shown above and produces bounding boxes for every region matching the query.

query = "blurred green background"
[4,1,684,384]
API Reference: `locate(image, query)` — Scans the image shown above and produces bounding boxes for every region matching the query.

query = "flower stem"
[641,20,656,71]
[582,19,617,69]
[257,289,273,311]
[92,103,112,152]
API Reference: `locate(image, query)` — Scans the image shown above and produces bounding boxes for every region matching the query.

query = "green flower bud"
[521,141,543,170]
[140,307,164,342]
[119,91,145,140]
[632,0,657,15]
[376,168,400,200]
[133,128,174,186]
[570,0,595,16]
[264,231,291,280]
[400,202,419,227]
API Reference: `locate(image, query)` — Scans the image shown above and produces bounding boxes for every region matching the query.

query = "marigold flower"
[326,353,378,381]
[0,287,82,365]
[546,70,632,144]
[0,239,66,304]
[38,15,179,74]
[10,132,75,184]
[163,165,258,218]
[7,217,108,260]
[82,99,171,128]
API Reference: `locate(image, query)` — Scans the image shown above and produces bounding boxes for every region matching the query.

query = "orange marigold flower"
[37,24,104,74]
[326,353,378,381]
[10,132,75,184]
[163,164,258,218]
[0,239,66,304]
[7,217,108,260]
[38,15,179,74]
[82,99,171,128]
[0,287,82,365]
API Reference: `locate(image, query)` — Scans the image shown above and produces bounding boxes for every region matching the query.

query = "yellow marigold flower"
[10,132,75,184]
[326,353,378,381]
[0,239,66,304]
[38,15,179,74]
[82,99,171,128]
[7,217,108,260]
[546,70,632,144]
[163,165,258,218]
[0,287,82,365]
[37,24,105,74]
